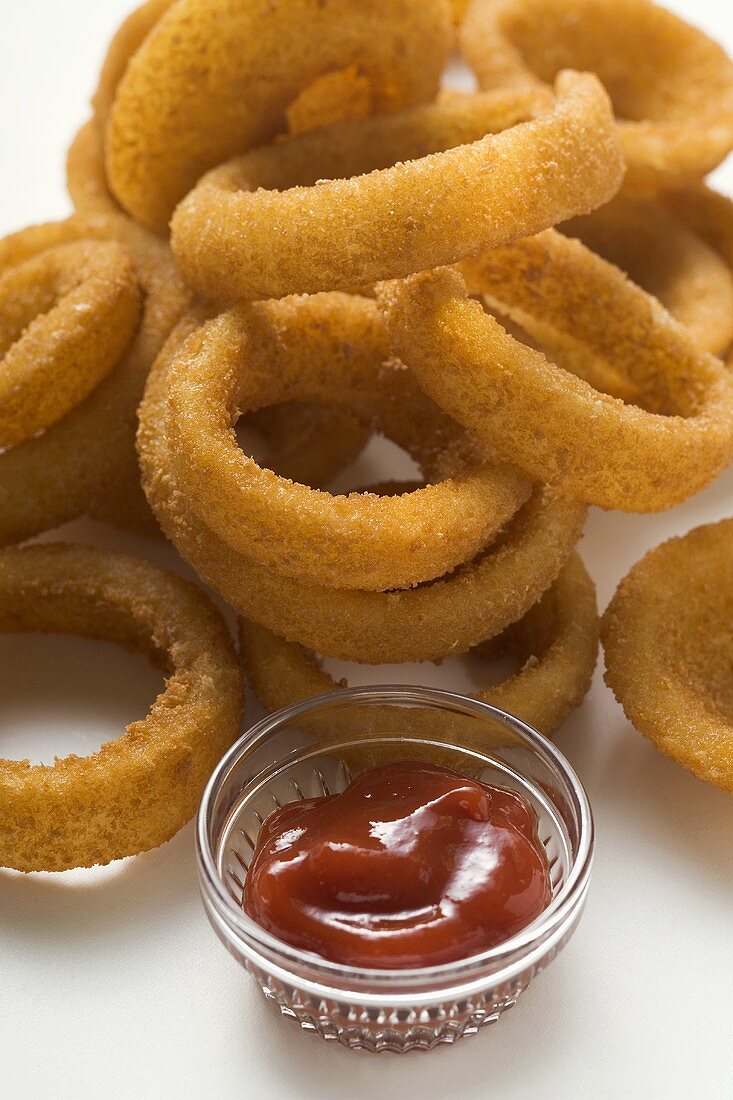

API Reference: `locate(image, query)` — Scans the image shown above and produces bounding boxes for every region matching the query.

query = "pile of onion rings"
[0,543,242,872]
[6,0,733,885]
[140,320,586,662]
[602,522,733,793]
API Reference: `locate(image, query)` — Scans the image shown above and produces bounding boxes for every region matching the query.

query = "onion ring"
[0,240,141,449]
[461,0,733,192]
[563,194,733,359]
[0,215,190,544]
[174,299,371,486]
[104,0,451,232]
[602,520,733,793]
[67,121,123,217]
[139,322,585,662]
[68,86,382,219]
[172,72,623,300]
[382,230,733,512]
[157,294,530,591]
[0,543,242,872]
[239,552,598,737]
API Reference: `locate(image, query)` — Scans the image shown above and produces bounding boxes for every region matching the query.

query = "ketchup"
[243,761,551,969]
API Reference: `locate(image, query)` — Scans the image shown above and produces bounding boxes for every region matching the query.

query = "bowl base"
[250,962,540,1052]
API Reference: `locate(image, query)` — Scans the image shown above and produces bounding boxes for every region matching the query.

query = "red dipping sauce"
[243,761,551,969]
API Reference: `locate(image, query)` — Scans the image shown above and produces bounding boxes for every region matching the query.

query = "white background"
[1,2,733,1097]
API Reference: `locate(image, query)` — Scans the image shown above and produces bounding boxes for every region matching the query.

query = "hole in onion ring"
[480,302,646,407]
[237,405,420,493]
[235,402,371,491]
[0,635,164,766]
[321,647,521,696]
[322,437,421,496]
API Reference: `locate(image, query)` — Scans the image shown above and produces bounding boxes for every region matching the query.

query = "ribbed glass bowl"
[196,686,594,1053]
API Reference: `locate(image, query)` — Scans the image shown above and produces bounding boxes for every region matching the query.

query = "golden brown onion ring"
[240,553,599,737]
[139,310,585,662]
[105,0,450,232]
[0,215,190,543]
[0,543,242,872]
[0,240,140,448]
[563,194,733,358]
[382,231,733,512]
[159,295,530,591]
[461,0,733,192]
[602,520,733,793]
[172,73,622,300]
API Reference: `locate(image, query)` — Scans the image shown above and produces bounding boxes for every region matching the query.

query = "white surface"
[1,2,733,1097]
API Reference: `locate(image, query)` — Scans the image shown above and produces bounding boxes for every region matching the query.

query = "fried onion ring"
[172,72,623,300]
[104,0,450,232]
[139,316,583,662]
[602,521,733,793]
[0,543,242,872]
[563,194,733,358]
[157,295,530,591]
[461,0,733,192]
[0,240,141,449]
[0,215,190,544]
[382,231,733,512]
[240,553,598,737]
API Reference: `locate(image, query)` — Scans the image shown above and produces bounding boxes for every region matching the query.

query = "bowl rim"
[196,684,594,987]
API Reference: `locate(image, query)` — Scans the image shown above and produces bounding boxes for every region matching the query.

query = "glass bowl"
[196,686,594,1053]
